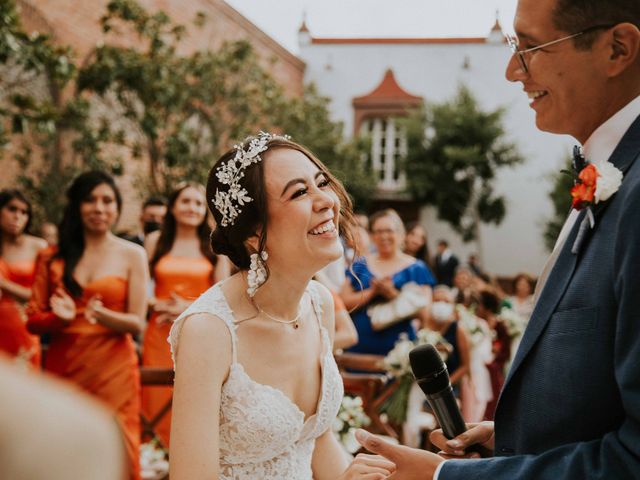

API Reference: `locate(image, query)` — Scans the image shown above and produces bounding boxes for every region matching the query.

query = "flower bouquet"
[498,306,526,339]
[380,331,451,424]
[332,395,371,453]
[140,439,169,480]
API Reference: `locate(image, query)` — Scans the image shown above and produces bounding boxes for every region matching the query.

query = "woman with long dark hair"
[142,182,220,447]
[27,171,149,480]
[403,221,432,269]
[0,189,47,367]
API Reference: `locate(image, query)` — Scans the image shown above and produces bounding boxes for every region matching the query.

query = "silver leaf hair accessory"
[213,131,289,227]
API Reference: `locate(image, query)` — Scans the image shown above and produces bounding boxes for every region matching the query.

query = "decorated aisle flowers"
[380,331,451,424]
[498,306,526,340]
[332,396,371,453]
[140,440,169,480]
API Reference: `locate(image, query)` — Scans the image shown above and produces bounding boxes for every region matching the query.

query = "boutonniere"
[564,147,623,254]
[570,161,623,212]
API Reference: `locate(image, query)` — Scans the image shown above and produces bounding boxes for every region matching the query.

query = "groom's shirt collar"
[583,94,640,164]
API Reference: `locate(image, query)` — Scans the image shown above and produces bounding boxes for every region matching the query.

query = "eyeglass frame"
[505,24,615,73]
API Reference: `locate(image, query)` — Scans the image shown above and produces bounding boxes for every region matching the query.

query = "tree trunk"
[148,140,161,193]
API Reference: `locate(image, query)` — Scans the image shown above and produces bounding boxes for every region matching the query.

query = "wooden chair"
[139,366,174,450]
[334,352,403,440]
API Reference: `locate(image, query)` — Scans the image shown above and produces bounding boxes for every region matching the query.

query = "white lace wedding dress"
[168,280,344,479]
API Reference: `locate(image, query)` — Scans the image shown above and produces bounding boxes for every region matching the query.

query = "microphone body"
[416,378,466,439]
[409,344,466,439]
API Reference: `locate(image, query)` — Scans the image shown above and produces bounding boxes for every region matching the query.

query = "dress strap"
[168,284,238,368]
[307,281,326,337]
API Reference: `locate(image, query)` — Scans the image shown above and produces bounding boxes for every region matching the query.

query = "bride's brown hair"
[206,135,358,272]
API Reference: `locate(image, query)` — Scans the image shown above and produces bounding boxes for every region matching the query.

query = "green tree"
[401,86,523,245]
[2,0,370,219]
[76,0,281,196]
[543,156,574,251]
[273,84,375,209]
[0,0,110,226]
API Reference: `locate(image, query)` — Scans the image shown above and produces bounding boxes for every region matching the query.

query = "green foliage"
[400,86,523,241]
[77,0,368,201]
[543,156,574,251]
[1,0,367,221]
[272,84,375,209]
[0,0,111,227]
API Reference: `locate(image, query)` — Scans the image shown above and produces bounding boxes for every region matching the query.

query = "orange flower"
[570,164,598,210]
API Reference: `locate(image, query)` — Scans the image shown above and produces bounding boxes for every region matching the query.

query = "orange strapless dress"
[0,259,41,368]
[27,249,141,480]
[141,255,213,447]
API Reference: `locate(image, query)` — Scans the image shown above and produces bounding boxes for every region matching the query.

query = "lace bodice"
[168,281,344,480]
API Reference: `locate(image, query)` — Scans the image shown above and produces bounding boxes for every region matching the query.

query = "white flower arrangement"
[382,332,415,377]
[498,306,527,339]
[380,330,452,424]
[140,440,169,480]
[456,305,491,347]
[332,395,371,453]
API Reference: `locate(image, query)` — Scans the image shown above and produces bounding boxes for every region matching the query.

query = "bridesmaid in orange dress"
[142,182,222,447]
[0,190,47,368]
[27,171,149,480]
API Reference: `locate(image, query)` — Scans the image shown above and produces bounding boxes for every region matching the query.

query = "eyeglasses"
[506,24,614,73]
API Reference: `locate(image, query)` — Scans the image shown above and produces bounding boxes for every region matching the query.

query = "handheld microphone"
[409,343,466,440]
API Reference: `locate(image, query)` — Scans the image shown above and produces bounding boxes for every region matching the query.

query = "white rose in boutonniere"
[593,161,623,204]
[570,161,623,211]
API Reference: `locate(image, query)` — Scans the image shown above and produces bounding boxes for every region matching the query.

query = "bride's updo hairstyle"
[206,134,358,271]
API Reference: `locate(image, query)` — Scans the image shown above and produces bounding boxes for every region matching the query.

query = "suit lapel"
[504,208,586,386]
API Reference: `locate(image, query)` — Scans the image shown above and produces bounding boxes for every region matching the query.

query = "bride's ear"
[244,230,262,254]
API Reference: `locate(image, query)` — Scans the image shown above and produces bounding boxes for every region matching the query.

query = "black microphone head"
[409,343,451,395]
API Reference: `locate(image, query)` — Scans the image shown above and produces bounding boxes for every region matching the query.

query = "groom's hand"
[430,421,495,459]
[355,429,443,480]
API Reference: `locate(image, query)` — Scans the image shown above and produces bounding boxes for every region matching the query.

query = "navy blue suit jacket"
[442,115,640,479]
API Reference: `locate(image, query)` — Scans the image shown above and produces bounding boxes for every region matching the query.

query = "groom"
[357,0,640,478]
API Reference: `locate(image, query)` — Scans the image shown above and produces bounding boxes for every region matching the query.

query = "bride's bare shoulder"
[174,312,233,372]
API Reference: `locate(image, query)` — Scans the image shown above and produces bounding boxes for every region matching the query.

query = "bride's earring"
[247,250,268,297]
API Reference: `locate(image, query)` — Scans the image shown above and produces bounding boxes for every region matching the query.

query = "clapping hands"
[85,294,104,325]
[50,287,76,323]
[371,277,399,300]
[154,292,189,324]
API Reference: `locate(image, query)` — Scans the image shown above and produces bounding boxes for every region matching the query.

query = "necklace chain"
[249,295,304,329]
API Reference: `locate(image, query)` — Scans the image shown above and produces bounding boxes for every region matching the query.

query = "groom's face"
[506,0,609,142]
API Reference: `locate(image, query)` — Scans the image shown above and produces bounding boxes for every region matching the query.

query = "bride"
[169,133,395,479]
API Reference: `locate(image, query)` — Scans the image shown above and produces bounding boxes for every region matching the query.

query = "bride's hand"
[338,453,396,479]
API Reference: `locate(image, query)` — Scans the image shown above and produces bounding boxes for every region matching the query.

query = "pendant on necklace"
[294,321,300,329]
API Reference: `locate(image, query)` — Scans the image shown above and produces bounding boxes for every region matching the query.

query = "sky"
[225,0,518,55]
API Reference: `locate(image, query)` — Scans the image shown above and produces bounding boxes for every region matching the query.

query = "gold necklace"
[250,296,303,329]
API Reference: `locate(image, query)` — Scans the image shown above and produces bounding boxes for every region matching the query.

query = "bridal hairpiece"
[213,131,290,227]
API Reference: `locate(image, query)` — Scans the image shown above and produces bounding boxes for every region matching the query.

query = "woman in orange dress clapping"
[0,190,47,368]
[27,171,149,480]
[141,182,220,447]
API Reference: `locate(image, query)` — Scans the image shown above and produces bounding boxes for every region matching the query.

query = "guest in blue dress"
[340,209,436,356]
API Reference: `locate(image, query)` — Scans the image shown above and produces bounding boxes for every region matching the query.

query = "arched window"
[360,117,407,191]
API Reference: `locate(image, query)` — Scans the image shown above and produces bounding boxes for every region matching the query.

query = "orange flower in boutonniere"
[566,147,623,254]
[570,164,598,210]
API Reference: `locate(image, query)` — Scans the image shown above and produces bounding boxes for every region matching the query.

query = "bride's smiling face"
[261,148,343,273]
